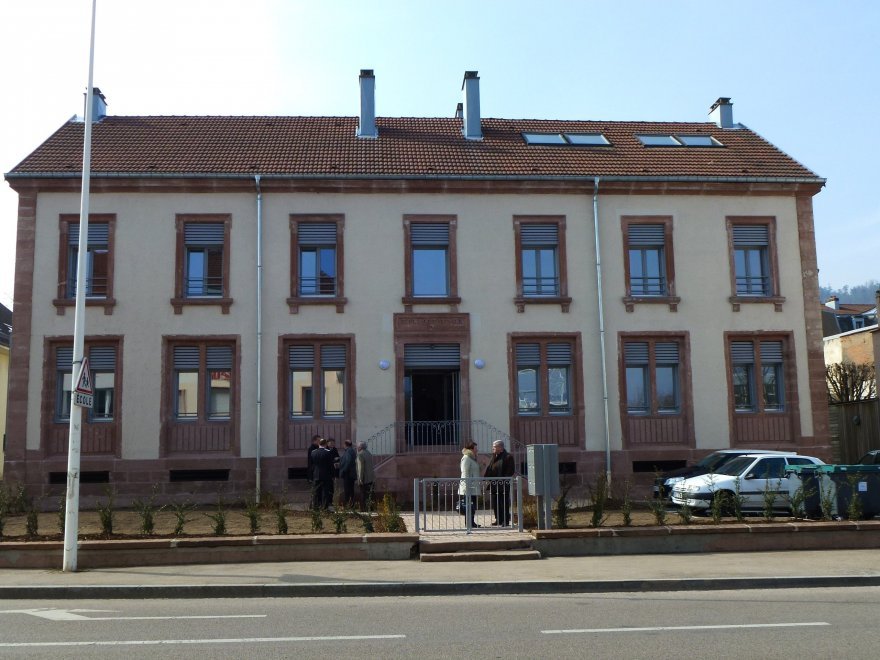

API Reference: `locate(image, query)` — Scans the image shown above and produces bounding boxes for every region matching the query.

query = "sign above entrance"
[393,313,469,336]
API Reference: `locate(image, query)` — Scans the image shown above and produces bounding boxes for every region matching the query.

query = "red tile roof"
[7,116,822,181]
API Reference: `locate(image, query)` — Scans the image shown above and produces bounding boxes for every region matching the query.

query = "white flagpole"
[63,0,98,573]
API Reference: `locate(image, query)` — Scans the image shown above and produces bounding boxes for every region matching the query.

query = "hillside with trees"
[819,279,879,304]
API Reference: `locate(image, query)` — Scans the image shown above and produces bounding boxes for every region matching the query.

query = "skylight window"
[523,133,567,145]
[636,134,723,147]
[523,132,611,146]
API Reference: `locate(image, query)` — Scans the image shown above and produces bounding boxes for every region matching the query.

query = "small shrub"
[677,503,693,525]
[354,510,374,533]
[762,479,781,522]
[520,495,538,529]
[820,478,836,520]
[25,502,40,538]
[205,496,228,536]
[170,499,195,536]
[97,488,115,536]
[331,508,348,534]
[132,485,163,536]
[375,494,405,533]
[0,486,10,539]
[789,481,812,519]
[273,491,289,535]
[11,484,29,515]
[554,477,573,529]
[733,478,746,522]
[57,492,67,535]
[242,492,262,535]
[310,506,324,533]
[845,474,864,521]
[619,480,633,527]
[648,492,667,526]
[587,473,608,529]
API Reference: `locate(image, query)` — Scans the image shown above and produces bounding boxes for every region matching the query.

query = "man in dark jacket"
[484,440,515,526]
[338,439,357,508]
[306,434,322,508]
[310,437,335,509]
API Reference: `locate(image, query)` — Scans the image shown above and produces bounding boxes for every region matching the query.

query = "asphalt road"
[2,588,878,658]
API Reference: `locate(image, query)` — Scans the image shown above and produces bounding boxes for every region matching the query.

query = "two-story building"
[3,71,830,501]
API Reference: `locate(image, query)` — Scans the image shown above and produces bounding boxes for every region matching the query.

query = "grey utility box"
[527,444,560,497]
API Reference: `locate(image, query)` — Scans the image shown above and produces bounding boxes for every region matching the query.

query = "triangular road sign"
[74,357,94,395]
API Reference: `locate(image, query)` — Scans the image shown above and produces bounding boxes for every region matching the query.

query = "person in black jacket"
[306,434,322,508]
[310,438,335,510]
[484,440,515,526]
[338,439,357,508]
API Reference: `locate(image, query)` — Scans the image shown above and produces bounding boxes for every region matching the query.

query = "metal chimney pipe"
[357,70,377,138]
[462,71,482,140]
[709,97,733,128]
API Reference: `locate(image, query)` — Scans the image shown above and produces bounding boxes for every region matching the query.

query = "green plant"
[331,508,348,534]
[520,495,538,529]
[707,476,727,524]
[375,494,405,533]
[845,474,864,521]
[733,478,746,522]
[132,485,163,535]
[648,470,668,525]
[242,492,262,535]
[820,478,836,521]
[25,500,40,538]
[762,479,781,522]
[272,490,289,535]
[586,473,608,529]
[170,499,195,536]
[354,509,374,533]
[11,484,29,515]
[619,480,633,527]
[789,481,812,519]
[677,503,693,525]
[310,506,324,532]
[204,496,228,536]
[96,488,115,536]
[57,491,67,535]
[0,485,10,539]
[554,477,573,529]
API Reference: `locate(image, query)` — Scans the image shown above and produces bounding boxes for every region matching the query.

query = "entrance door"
[403,343,461,446]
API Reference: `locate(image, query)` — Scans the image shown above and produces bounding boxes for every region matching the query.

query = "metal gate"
[413,477,523,534]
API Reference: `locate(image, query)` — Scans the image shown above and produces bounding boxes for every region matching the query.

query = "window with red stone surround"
[54,214,116,315]
[288,214,347,313]
[171,214,233,314]
[513,216,571,312]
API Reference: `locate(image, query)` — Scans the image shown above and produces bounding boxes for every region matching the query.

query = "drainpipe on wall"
[254,175,263,501]
[592,176,612,486]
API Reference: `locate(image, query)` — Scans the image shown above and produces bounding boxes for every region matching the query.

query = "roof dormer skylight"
[523,132,611,146]
[637,134,723,147]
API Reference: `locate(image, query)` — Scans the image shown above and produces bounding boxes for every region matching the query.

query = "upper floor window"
[288,341,349,419]
[55,215,116,315]
[730,339,785,413]
[173,344,233,420]
[289,215,347,313]
[514,341,573,416]
[513,216,570,312]
[624,340,681,415]
[403,216,459,310]
[172,215,232,313]
[54,343,117,422]
[622,217,679,312]
[727,218,783,311]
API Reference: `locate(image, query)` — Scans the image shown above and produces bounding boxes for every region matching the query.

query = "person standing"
[327,438,341,505]
[484,439,515,526]
[306,434,322,508]
[355,441,375,511]
[310,437,335,510]
[339,439,357,508]
[458,441,481,527]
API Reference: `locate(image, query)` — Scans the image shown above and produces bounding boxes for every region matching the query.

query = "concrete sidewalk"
[2,549,880,599]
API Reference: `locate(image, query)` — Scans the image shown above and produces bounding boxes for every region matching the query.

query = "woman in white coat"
[458,441,481,527]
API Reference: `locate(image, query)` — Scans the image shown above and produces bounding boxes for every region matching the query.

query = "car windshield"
[697,452,740,471]
[713,456,755,477]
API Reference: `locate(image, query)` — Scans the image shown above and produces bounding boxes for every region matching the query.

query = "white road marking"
[0,608,266,622]
[543,622,830,634]
[0,635,406,648]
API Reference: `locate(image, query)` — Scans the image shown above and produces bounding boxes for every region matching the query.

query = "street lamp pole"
[63,0,98,573]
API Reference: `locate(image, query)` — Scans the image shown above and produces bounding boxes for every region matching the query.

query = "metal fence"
[413,477,523,534]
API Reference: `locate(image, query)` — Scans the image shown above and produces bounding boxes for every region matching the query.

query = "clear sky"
[2,0,879,310]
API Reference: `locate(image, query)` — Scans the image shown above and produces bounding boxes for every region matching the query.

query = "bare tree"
[826,361,877,403]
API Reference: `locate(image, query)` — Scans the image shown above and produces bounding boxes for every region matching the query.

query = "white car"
[671,453,825,513]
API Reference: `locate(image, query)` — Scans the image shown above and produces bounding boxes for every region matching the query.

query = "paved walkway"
[2,548,880,599]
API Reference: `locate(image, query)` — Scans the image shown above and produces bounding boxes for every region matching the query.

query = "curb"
[4,575,880,600]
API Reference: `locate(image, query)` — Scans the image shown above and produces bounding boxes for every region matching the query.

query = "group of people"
[458,439,516,527]
[307,435,375,511]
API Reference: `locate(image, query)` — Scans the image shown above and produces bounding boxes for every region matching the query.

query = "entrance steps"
[418,534,541,562]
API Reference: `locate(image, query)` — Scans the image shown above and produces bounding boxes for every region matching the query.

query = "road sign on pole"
[73,357,94,408]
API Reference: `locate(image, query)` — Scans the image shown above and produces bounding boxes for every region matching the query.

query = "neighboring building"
[3,73,831,501]
[821,296,877,337]
[0,303,10,477]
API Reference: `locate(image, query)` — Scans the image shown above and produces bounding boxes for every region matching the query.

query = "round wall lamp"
[474,359,486,369]
[378,360,390,370]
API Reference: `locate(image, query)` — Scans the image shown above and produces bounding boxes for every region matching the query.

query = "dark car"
[858,450,880,465]
[654,449,790,500]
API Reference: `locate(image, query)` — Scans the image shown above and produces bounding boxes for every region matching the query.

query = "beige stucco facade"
[5,181,830,498]
[824,326,877,366]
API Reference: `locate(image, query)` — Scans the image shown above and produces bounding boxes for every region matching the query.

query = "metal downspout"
[254,175,263,501]
[592,176,612,485]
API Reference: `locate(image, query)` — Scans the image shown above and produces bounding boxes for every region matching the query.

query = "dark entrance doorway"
[405,369,460,445]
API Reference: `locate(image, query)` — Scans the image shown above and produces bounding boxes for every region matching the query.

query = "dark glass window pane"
[517,367,539,413]
[762,364,784,411]
[413,248,448,296]
[323,369,345,416]
[208,369,231,419]
[548,366,570,413]
[291,370,313,417]
[626,366,648,413]
[299,248,318,295]
[92,372,114,420]
[176,371,199,417]
[318,248,336,295]
[733,364,754,411]
[523,248,558,295]
[656,365,679,413]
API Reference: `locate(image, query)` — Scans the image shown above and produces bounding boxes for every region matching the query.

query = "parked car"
[671,453,825,514]
[858,450,880,465]
[653,449,791,500]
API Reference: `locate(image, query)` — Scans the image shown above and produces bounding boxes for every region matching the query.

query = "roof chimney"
[454,102,463,119]
[709,97,733,128]
[357,70,377,139]
[85,87,107,122]
[825,296,839,310]
[461,71,482,140]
